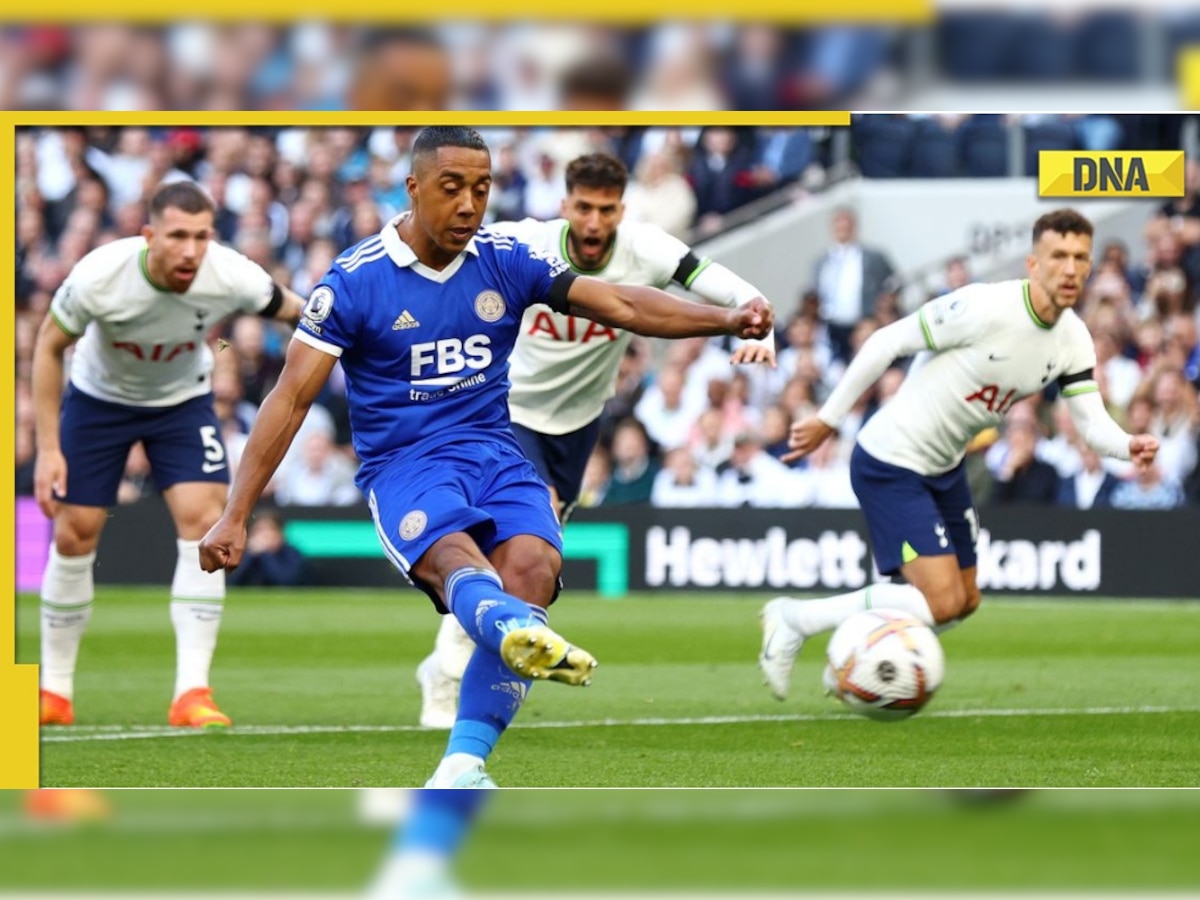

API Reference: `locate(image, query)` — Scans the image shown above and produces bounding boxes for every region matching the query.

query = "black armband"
[258,283,285,319]
[547,271,578,314]
[1057,368,1094,389]
[671,251,706,288]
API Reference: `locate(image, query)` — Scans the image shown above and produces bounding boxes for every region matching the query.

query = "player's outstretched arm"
[30,315,80,518]
[1062,387,1159,469]
[199,339,337,573]
[566,276,773,341]
[815,313,926,425]
[273,287,308,326]
[684,261,777,367]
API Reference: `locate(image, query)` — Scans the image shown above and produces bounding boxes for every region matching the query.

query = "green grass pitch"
[15,588,1200,788]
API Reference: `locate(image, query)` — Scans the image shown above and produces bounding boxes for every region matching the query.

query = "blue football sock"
[395,788,488,856]
[444,567,540,655]
[445,604,549,760]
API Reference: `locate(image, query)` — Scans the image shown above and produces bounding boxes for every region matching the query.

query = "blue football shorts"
[364,437,562,610]
[57,385,229,508]
[849,442,980,576]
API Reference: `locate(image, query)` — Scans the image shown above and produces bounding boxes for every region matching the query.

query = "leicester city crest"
[399,510,427,541]
[474,290,506,323]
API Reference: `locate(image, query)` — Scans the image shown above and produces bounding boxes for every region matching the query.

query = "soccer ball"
[822,608,945,721]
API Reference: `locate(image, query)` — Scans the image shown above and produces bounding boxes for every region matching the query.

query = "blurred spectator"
[1146,159,1200,289]
[623,149,697,240]
[1109,463,1185,510]
[715,429,808,508]
[687,127,758,236]
[523,152,564,221]
[760,404,794,462]
[634,364,708,452]
[749,127,815,192]
[1147,368,1200,486]
[486,143,527,223]
[650,447,718,508]
[989,416,1060,506]
[275,431,361,507]
[1056,442,1120,510]
[936,255,971,298]
[813,207,896,363]
[227,511,309,587]
[688,407,734,471]
[602,418,660,506]
[228,314,285,406]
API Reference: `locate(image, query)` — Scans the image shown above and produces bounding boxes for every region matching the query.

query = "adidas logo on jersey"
[392,310,420,330]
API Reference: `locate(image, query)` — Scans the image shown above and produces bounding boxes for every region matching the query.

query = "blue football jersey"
[295,219,575,484]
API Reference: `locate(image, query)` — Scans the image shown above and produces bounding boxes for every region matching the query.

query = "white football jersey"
[50,237,276,407]
[856,280,1097,475]
[491,218,699,435]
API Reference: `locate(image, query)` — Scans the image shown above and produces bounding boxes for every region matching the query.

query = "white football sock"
[39,548,97,699]
[777,582,936,637]
[434,613,476,682]
[170,538,225,700]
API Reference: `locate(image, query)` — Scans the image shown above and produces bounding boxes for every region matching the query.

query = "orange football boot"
[168,687,231,728]
[39,689,74,726]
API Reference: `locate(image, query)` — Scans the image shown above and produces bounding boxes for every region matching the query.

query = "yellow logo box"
[1038,150,1185,198]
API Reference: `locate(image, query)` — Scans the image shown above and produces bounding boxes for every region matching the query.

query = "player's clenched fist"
[1128,433,1159,469]
[199,517,248,573]
[731,297,774,340]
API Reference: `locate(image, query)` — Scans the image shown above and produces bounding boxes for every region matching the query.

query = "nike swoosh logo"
[988,354,1007,361]
[201,462,227,473]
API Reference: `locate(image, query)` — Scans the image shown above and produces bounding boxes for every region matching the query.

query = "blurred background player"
[759,209,1160,700]
[415,151,777,729]
[197,127,772,788]
[32,180,305,728]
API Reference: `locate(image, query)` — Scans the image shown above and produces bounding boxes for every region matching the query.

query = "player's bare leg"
[39,504,108,724]
[162,481,231,728]
[759,555,968,701]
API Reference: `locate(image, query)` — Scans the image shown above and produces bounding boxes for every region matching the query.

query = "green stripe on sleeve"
[50,309,81,338]
[917,307,937,350]
[683,257,713,289]
[1061,384,1099,397]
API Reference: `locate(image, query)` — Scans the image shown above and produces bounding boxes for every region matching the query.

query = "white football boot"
[758,597,806,701]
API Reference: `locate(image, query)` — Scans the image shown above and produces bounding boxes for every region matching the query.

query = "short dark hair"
[1032,208,1094,244]
[149,181,214,219]
[411,126,489,171]
[565,153,628,195]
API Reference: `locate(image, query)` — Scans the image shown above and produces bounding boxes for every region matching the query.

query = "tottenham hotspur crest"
[474,290,506,323]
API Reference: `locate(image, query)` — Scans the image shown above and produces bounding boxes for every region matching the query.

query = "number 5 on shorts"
[200,425,227,473]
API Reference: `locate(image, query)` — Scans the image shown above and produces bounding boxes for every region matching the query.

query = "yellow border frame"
[8,1,932,22]
[1,109,848,788]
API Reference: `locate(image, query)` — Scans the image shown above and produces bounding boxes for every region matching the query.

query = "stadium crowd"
[14,125,1200,514]
[4,15,1200,113]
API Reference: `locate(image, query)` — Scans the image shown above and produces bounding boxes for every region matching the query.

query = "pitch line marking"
[39,704,1200,743]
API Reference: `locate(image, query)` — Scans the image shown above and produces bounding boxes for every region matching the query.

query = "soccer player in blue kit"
[198,126,772,790]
